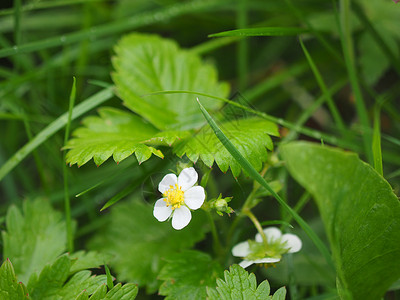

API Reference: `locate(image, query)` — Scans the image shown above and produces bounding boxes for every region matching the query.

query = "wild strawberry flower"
[153,167,205,230]
[232,227,302,268]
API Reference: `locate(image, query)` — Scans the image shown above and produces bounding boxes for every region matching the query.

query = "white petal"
[158,173,177,194]
[254,257,281,264]
[184,186,205,210]
[171,206,192,230]
[255,227,282,243]
[239,260,254,269]
[281,233,302,253]
[232,241,250,257]
[153,199,172,221]
[177,167,198,191]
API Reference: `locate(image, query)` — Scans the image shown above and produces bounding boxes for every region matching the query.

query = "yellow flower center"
[163,184,185,210]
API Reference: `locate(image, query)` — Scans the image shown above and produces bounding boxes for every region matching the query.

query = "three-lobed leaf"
[281,142,400,299]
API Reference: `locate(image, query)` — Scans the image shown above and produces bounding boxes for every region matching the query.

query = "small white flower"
[232,227,302,268]
[153,167,205,230]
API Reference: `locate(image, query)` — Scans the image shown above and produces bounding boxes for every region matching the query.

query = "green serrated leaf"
[103,283,138,300]
[69,251,111,275]
[0,259,30,300]
[58,270,107,299]
[2,198,66,284]
[65,107,164,166]
[88,198,208,293]
[281,142,400,299]
[174,117,279,177]
[27,254,72,299]
[112,33,229,131]
[158,250,223,299]
[207,265,278,300]
[271,287,287,300]
[75,290,89,300]
[87,284,107,300]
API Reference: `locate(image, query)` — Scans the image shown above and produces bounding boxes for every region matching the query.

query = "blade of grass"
[63,77,76,253]
[299,38,346,133]
[0,86,113,182]
[284,0,343,64]
[0,0,104,16]
[196,98,335,270]
[372,104,383,176]
[209,27,309,38]
[0,0,225,58]
[13,0,22,46]
[283,79,347,142]
[236,0,248,91]
[338,0,372,164]
[352,2,400,76]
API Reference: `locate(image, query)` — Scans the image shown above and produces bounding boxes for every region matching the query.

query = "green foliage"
[281,142,400,299]
[206,264,286,300]
[75,283,138,300]
[1,199,137,300]
[88,198,209,293]
[174,117,279,177]
[64,33,278,177]
[112,33,229,131]
[69,251,110,274]
[64,107,164,166]
[158,250,223,299]
[27,254,107,299]
[2,198,67,284]
[0,259,30,300]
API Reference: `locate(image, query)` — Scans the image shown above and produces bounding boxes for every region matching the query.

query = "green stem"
[63,77,77,253]
[243,210,268,247]
[206,210,223,258]
[226,166,267,246]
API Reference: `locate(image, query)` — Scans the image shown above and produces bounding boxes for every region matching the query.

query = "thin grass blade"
[209,27,309,38]
[63,77,77,253]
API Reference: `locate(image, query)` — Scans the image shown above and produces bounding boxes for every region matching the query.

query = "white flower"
[153,167,205,230]
[232,227,302,268]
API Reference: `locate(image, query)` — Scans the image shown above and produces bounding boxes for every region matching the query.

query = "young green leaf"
[2,198,67,284]
[281,142,400,299]
[0,259,30,300]
[88,199,209,293]
[174,117,279,177]
[112,33,229,131]
[64,107,164,166]
[207,264,285,299]
[158,250,223,299]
